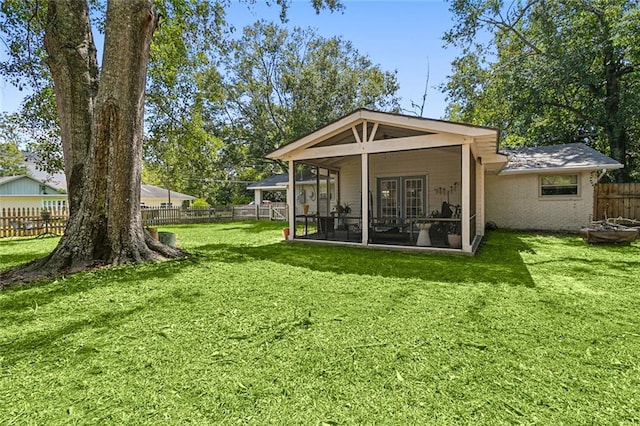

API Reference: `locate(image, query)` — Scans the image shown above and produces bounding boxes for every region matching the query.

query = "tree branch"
[616,64,637,78]
[542,100,602,127]
[480,16,544,55]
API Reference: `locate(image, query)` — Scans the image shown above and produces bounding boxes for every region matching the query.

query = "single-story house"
[140,184,196,208]
[23,152,67,192]
[1,174,196,211]
[246,174,288,205]
[19,152,197,209]
[485,143,622,231]
[266,109,622,253]
[247,170,332,210]
[0,175,68,211]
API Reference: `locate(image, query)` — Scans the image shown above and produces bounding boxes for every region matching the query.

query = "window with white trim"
[540,175,579,196]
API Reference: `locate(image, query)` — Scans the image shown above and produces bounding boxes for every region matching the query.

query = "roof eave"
[499,163,624,175]
[247,184,288,190]
[266,109,499,160]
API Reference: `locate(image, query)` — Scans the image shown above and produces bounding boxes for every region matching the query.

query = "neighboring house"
[485,143,622,231]
[23,152,67,192]
[266,109,622,253]
[140,184,196,208]
[0,174,196,211]
[247,170,331,214]
[247,174,288,205]
[0,175,67,211]
[26,152,197,207]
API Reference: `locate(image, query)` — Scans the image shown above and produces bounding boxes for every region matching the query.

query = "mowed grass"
[1,222,639,425]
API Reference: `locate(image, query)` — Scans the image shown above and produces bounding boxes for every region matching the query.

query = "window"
[540,175,579,196]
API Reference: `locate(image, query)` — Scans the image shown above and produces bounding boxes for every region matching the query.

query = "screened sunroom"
[268,109,507,253]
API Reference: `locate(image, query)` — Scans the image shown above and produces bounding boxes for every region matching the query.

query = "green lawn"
[1,222,639,425]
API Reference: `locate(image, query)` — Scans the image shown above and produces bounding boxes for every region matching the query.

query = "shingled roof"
[141,184,196,200]
[246,174,288,190]
[501,143,622,174]
[246,169,324,190]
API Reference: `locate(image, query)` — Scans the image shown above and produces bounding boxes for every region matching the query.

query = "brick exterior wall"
[485,171,595,231]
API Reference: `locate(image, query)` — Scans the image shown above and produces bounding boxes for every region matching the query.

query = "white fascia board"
[0,194,63,197]
[247,185,288,191]
[360,110,499,138]
[499,163,624,175]
[481,152,509,164]
[282,133,466,162]
[267,110,498,160]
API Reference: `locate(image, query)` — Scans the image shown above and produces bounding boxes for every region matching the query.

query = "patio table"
[408,217,461,245]
[295,214,315,236]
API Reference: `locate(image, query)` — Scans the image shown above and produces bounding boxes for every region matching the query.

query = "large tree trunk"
[1,0,182,286]
[43,0,98,215]
[603,44,629,182]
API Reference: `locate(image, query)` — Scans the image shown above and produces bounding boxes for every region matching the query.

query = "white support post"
[287,161,295,240]
[476,158,485,237]
[362,120,368,144]
[361,153,369,245]
[461,144,471,252]
[254,189,262,206]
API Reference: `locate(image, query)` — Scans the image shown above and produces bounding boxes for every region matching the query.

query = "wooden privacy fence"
[1,204,289,239]
[0,207,69,238]
[593,183,640,221]
[142,203,288,226]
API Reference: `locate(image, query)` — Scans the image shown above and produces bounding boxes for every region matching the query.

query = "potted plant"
[334,202,351,215]
[334,203,351,230]
[447,221,462,249]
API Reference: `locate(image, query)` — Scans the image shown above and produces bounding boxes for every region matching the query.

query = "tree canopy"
[0,142,27,177]
[444,0,640,181]
[143,20,400,204]
[220,21,400,170]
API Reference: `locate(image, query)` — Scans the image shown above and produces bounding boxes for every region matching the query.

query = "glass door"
[403,177,424,218]
[377,176,426,221]
[378,178,400,219]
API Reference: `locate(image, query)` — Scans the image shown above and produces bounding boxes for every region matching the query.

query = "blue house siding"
[0,176,60,195]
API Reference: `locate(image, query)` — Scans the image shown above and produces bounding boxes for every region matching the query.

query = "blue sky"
[1,0,458,119]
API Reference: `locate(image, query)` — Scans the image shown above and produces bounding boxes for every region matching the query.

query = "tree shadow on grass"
[0,261,210,366]
[191,230,536,287]
[522,240,640,280]
[0,239,59,273]
[0,255,199,321]
[1,305,146,366]
[0,252,48,270]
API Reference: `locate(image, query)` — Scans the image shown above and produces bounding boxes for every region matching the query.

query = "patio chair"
[9,221,20,237]
[22,220,36,233]
[317,216,335,239]
[9,220,35,237]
